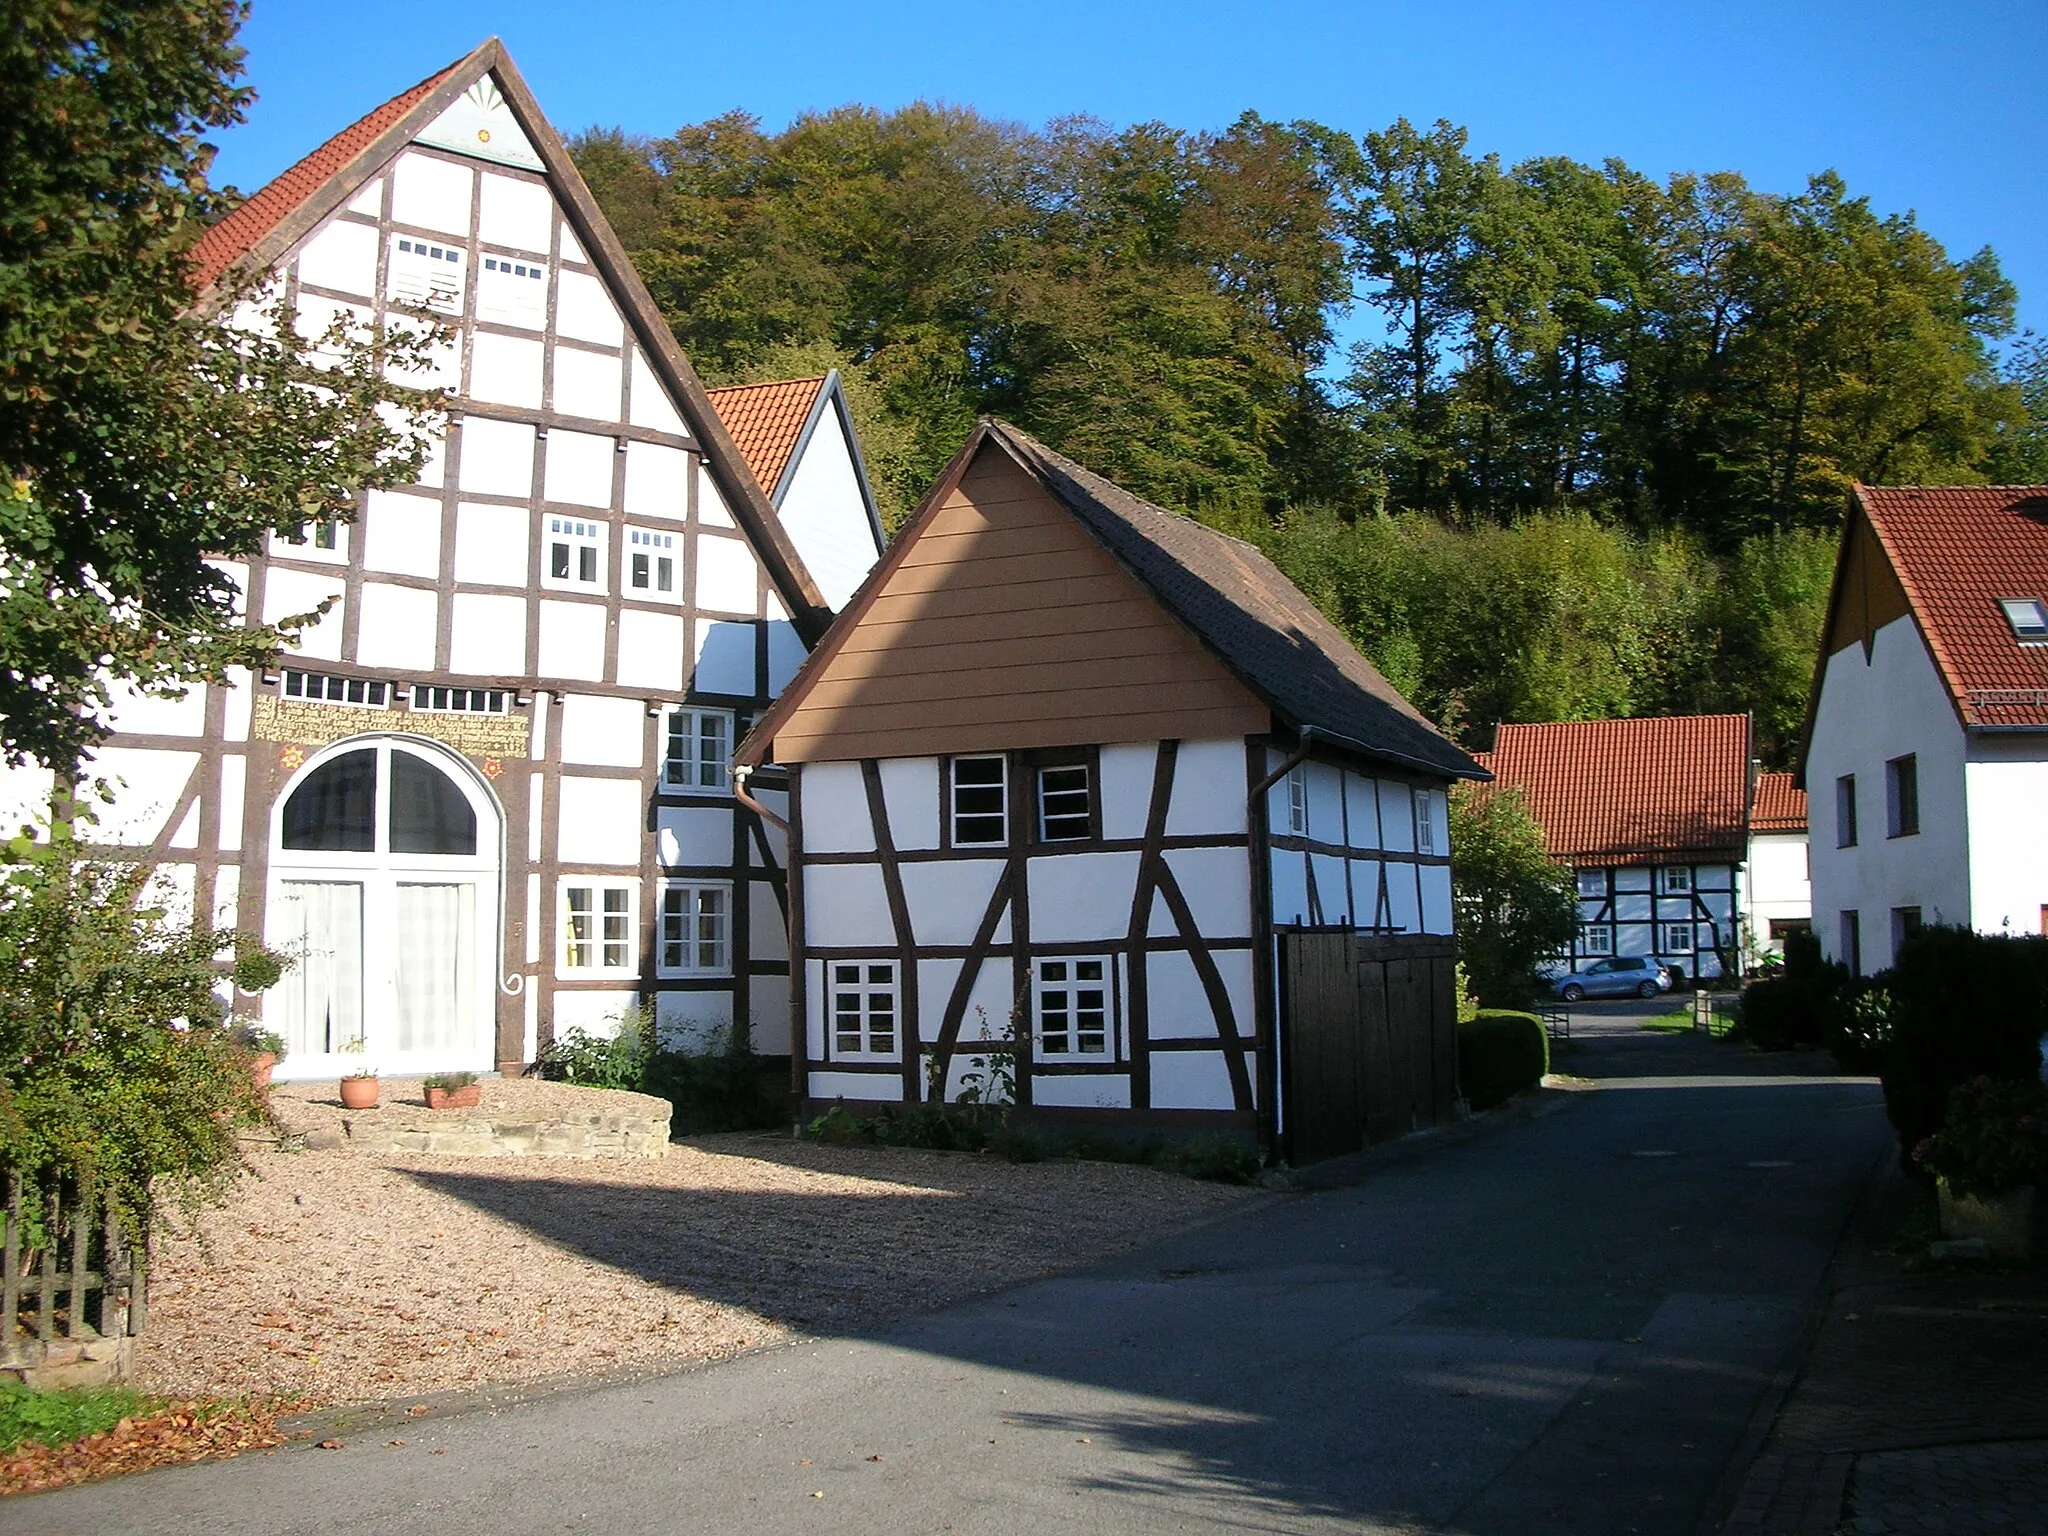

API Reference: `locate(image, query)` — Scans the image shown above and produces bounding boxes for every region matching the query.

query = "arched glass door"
[265,738,501,1078]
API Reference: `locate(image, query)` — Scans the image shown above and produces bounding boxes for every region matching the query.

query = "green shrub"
[1824,975,1896,1072]
[1910,1076,2048,1200]
[1739,976,1827,1050]
[643,1044,783,1135]
[1457,1009,1549,1111]
[536,1016,648,1090]
[1883,926,2047,1162]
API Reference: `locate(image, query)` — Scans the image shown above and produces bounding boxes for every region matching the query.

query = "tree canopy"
[0,1,436,771]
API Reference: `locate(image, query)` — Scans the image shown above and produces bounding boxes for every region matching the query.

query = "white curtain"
[395,882,473,1053]
[275,881,363,1055]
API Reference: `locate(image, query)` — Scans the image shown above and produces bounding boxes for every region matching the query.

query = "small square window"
[1576,868,1607,898]
[663,709,732,792]
[659,883,729,976]
[543,517,606,593]
[561,882,635,974]
[1661,922,1695,954]
[1660,866,1692,894]
[627,527,680,600]
[1581,923,1613,955]
[831,961,898,1060]
[951,757,1007,846]
[1999,598,2048,642]
[1034,957,1113,1062]
[1037,763,1092,841]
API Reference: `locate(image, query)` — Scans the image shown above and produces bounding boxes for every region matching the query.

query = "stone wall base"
[0,1332,133,1390]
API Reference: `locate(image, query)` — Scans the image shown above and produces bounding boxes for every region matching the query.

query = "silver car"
[1553,955,1672,1002]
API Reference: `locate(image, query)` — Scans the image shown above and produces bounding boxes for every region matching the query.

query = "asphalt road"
[12,1025,1886,1536]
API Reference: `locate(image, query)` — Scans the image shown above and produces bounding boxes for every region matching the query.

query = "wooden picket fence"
[0,1170,145,1363]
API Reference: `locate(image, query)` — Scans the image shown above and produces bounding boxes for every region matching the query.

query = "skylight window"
[1999,598,2048,642]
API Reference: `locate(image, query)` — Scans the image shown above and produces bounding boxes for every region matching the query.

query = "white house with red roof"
[1742,772,1811,962]
[1800,485,2048,973]
[1473,715,1753,983]
[0,40,884,1080]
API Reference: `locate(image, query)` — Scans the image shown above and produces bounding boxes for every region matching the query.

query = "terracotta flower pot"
[339,1074,380,1110]
[425,1083,482,1111]
[250,1052,277,1089]
[1938,1178,2036,1259]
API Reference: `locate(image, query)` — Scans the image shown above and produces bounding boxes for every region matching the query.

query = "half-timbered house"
[1472,715,1754,983]
[733,422,1487,1157]
[0,40,886,1080]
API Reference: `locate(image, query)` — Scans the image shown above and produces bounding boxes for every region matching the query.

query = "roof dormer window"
[1999,598,2048,643]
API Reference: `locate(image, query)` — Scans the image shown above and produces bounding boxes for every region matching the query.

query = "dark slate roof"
[988,423,1485,781]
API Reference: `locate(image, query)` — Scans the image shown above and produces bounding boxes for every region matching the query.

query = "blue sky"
[215,0,2047,341]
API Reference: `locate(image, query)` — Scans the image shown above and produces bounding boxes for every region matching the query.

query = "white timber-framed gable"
[0,41,882,1079]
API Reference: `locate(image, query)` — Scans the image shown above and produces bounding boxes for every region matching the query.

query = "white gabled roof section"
[775,379,885,611]
[416,75,543,170]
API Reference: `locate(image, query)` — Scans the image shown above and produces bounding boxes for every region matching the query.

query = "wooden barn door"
[1280,931,1461,1164]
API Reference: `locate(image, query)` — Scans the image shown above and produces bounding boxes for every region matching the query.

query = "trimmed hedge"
[1738,976,1827,1051]
[1458,1009,1549,1111]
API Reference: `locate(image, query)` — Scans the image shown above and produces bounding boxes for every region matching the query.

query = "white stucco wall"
[1964,735,2048,940]
[1741,833,1811,955]
[774,402,882,612]
[1806,614,1970,971]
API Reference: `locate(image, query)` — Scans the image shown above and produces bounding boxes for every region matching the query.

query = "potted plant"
[1912,1075,2048,1258]
[231,1023,287,1088]
[424,1071,482,1111]
[337,1036,380,1110]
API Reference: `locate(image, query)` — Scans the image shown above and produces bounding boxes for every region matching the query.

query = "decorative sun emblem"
[280,745,305,771]
[477,128,492,143]
[482,757,503,779]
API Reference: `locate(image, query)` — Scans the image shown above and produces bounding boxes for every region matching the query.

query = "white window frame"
[388,235,467,314]
[949,756,1008,847]
[1575,868,1607,898]
[558,879,637,977]
[1414,788,1439,854]
[662,708,733,793]
[828,960,900,1062]
[542,516,608,593]
[282,669,389,709]
[1032,955,1116,1064]
[271,518,350,564]
[625,526,682,603]
[1660,921,1696,954]
[477,254,548,328]
[1036,762,1092,842]
[1580,923,1614,955]
[1285,765,1308,835]
[410,684,510,714]
[1659,865,1692,894]
[657,881,730,977]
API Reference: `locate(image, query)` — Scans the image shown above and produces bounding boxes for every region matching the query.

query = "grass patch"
[1641,1002,1737,1037]
[0,1381,151,1455]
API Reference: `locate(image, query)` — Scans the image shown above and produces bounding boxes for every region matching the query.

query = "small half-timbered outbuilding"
[734,422,1487,1159]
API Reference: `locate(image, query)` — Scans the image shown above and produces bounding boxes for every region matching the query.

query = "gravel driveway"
[133,1134,1257,1407]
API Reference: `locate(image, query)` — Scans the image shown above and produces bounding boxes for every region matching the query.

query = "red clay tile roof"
[703,377,827,499]
[1481,714,1753,865]
[1857,486,2048,729]
[190,61,462,289]
[1750,771,1807,833]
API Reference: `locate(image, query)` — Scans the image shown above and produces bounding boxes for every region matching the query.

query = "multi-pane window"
[477,256,547,328]
[1886,754,1919,838]
[388,236,465,313]
[1286,766,1308,835]
[831,962,898,1060]
[411,685,509,714]
[283,670,388,708]
[1414,789,1439,854]
[1581,923,1614,955]
[1661,922,1696,954]
[1034,958,1113,1061]
[950,757,1007,845]
[561,883,633,973]
[659,883,729,976]
[1037,763,1092,841]
[663,709,732,792]
[627,527,679,599]
[1836,775,1858,848]
[1659,866,1692,894]
[545,517,605,589]
[1576,868,1607,898]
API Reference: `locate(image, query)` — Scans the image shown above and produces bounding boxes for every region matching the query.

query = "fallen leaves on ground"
[0,1398,301,1497]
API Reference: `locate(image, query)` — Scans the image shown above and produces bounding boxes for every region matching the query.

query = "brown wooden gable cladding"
[1824,502,1913,661]
[764,446,1269,762]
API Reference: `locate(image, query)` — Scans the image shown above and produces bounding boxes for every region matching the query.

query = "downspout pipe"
[730,763,790,836]
[1248,729,1319,808]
